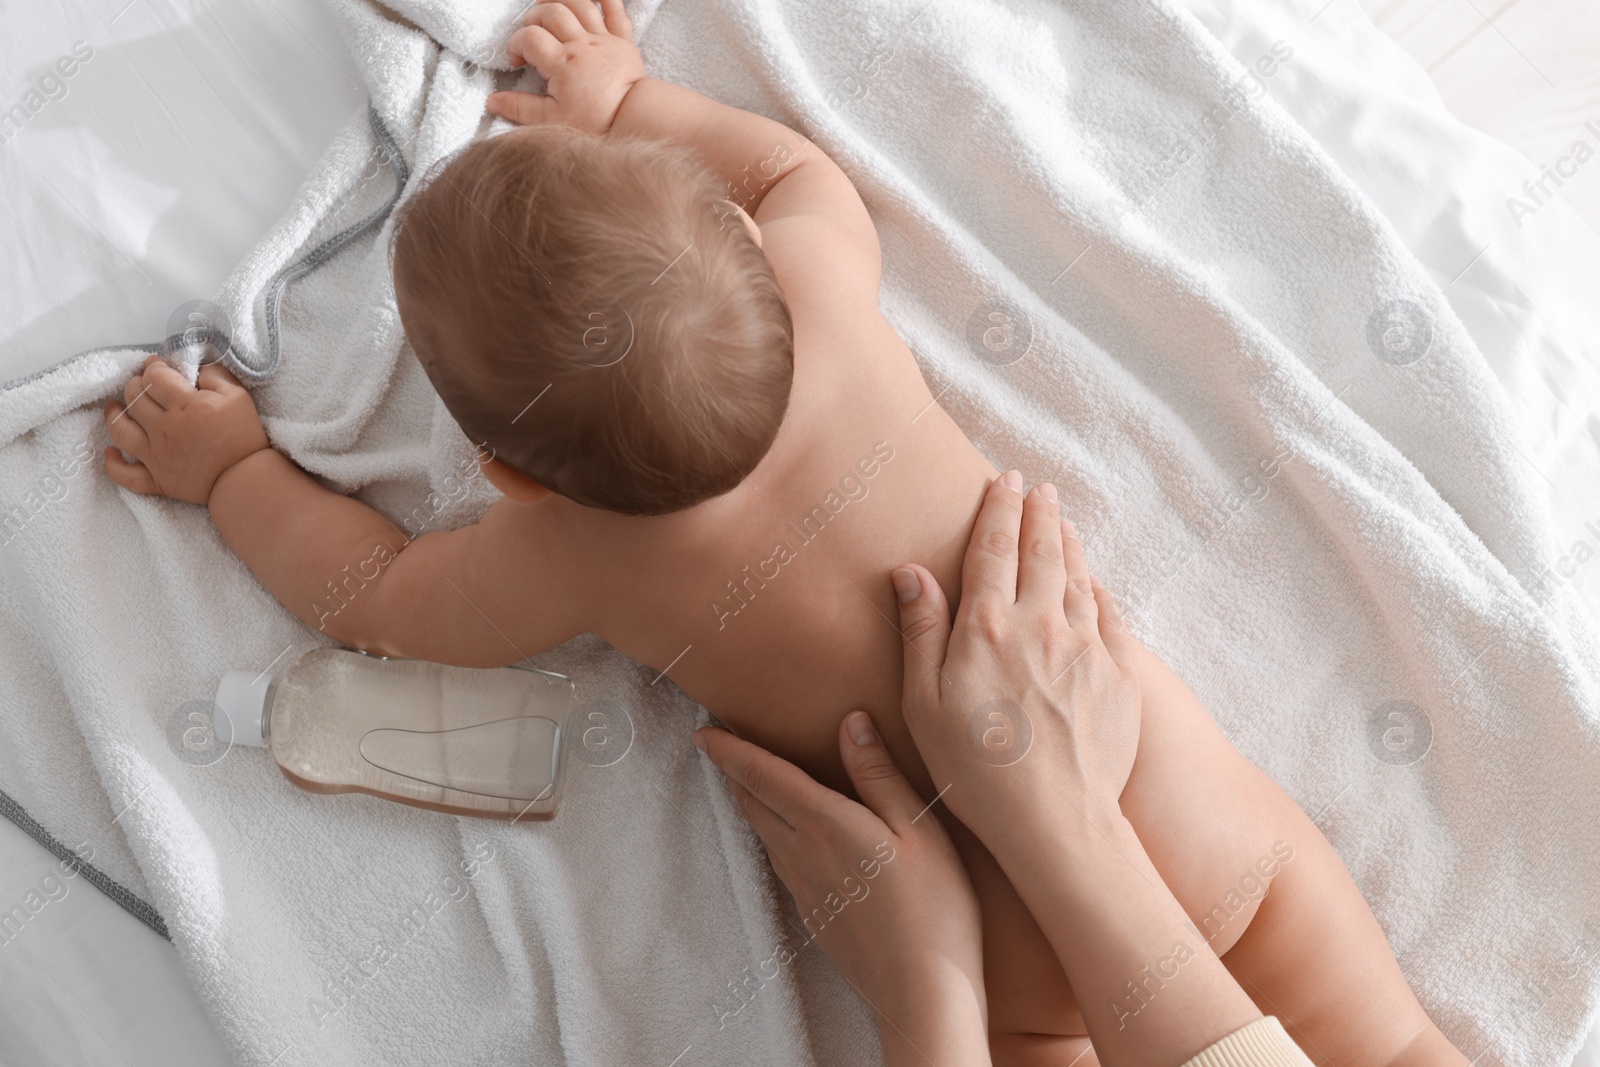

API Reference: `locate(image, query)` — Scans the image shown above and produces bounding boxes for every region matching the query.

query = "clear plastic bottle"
[212,648,575,820]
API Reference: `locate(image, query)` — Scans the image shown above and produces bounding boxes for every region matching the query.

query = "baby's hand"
[102,356,270,506]
[487,0,643,134]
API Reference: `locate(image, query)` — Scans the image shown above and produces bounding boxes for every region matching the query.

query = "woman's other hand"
[694,712,990,1066]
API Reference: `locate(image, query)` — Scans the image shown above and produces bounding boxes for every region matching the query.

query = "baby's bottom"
[953,638,1454,1067]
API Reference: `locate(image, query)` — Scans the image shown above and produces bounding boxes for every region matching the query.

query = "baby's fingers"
[141,355,193,408]
[488,90,559,126]
[103,401,150,457]
[103,447,160,495]
[505,23,563,75]
[122,373,162,416]
[195,362,246,394]
[538,0,606,34]
[598,0,633,40]
[524,1,586,42]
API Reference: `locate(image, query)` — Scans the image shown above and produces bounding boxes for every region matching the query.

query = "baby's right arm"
[489,0,883,303]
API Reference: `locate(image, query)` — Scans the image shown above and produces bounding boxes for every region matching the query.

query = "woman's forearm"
[875,957,991,1067]
[999,808,1260,1067]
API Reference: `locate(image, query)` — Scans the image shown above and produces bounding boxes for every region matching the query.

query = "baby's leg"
[973,637,1458,1065]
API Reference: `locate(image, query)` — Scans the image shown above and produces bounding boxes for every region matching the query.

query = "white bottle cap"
[214,671,273,748]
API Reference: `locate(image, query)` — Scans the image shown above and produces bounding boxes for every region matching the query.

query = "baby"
[102,1,1465,1063]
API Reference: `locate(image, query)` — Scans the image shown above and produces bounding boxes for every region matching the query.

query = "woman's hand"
[891,475,1267,1067]
[102,356,270,506]
[893,473,1142,856]
[695,713,990,1066]
[488,0,644,133]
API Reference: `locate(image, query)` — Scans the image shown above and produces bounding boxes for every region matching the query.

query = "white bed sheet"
[0,0,362,1062]
[0,0,365,381]
[2,0,1597,1063]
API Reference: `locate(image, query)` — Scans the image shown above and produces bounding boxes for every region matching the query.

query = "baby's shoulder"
[760,215,882,319]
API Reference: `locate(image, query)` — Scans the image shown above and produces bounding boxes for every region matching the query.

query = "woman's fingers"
[597,0,633,40]
[961,471,1025,607]
[1016,483,1067,615]
[893,563,952,719]
[695,726,831,831]
[726,779,799,849]
[1091,577,1134,665]
[538,0,606,33]
[1060,518,1097,632]
[837,712,928,834]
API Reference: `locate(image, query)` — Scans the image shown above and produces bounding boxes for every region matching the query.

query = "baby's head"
[391,126,792,515]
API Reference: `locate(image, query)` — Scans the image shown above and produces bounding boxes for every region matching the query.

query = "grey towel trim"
[236,101,410,382]
[0,103,410,941]
[0,101,409,394]
[0,784,170,942]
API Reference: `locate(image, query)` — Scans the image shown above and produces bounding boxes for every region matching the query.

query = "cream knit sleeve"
[1180,1017,1315,1067]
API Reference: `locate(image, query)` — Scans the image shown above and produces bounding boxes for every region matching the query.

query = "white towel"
[2,0,1598,1065]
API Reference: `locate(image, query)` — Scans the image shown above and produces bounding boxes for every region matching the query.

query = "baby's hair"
[391,126,793,515]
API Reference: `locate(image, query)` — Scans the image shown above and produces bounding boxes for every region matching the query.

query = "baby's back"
[562,268,997,793]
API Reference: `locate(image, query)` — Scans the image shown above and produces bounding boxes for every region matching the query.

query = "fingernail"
[1039,482,1058,504]
[1002,470,1023,492]
[891,567,921,604]
[1062,518,1078,539]
[846,711,878,747]
[692,731,707,753]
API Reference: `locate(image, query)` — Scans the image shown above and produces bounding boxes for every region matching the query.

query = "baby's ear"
[479,455,552,505]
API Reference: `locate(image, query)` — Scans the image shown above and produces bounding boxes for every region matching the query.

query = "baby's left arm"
[103,356,588,666]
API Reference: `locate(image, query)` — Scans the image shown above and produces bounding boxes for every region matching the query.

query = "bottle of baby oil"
[212,648,575,820]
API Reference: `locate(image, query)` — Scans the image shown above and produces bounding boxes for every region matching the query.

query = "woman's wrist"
[977,785,1127,882]
[998,814,1259,1067]
[874,960,990,1067]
